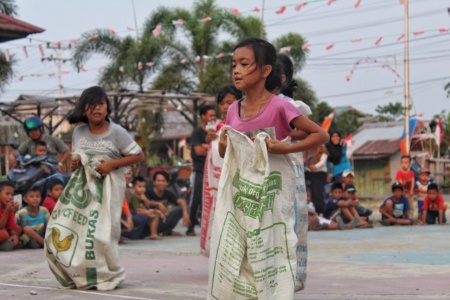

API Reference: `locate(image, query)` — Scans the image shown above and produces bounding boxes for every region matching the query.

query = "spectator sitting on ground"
[343,184,372,228]
[342,169,373,221]
[418,183,447,225]
[42,179,64,214]
[307,190,340,231]
[323,182,359,230]
[145,171,191,237]
[380,181,413,226]
[0,182,21,251]
[15,186,50,249]
[120,197,133,244]
[34,140,48,157]
[128,176,163,240]
[415,167,431,222]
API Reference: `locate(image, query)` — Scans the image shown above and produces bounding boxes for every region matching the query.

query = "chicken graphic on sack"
[51,227,75,258]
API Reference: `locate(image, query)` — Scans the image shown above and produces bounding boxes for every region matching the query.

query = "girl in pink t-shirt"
[219,37,328,157]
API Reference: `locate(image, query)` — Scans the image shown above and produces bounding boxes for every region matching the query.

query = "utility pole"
[403,0,410,155]
[260,0,265,38]
[131,0,139,40]
[41,42,72,136]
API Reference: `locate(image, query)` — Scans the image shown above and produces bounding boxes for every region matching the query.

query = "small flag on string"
[302,43,311,49]
[397,34,405,41]
[279,46,291,53]
[295,2,307,11]
[216,52,224,58]
[180,59,188,64]
[354,0,362,8]
[178,136,186,148]
[49,73,55,77]
[119,66,124,72]
[81,68,87,72]
[90,34,98,40]
[38,44,45,57]
[275,6,286,14]
[351,38,362,43]
[53,41,61,48]
[325,43,335,50]
[252,7,260,12]
[108,28,116,34]
[152,24,161,37]
[61,71,70,75]
[99,66,105,71]
[231,8,239,16]
[68,39,78,44]
[195,56,201,63]
[18,76,23,81]
[202,55,211,60]
[413,30,425,36]
[23,46,28,58]
[138,62,143,70]
[5,49,10,62]
[200,17,212,23]
[374,36,382,45]
[126,27,136,31]
[438,27,449,33]
[399,0,406,5]
[172,19,184,25]
[146,62,154,67]
[328,0,336,6]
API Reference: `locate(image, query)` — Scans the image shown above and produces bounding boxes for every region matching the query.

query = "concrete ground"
[1,220,450,300]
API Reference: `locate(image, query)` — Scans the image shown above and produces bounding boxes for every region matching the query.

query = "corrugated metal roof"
[0,13,44,43]
[351,122,404,159]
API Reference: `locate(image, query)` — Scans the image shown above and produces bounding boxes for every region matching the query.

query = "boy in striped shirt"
[15,186,50,249]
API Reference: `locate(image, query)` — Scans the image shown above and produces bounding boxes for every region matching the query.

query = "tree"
[375,101,407,122]
[332,110,363,137]
[0,0,18,92]
[292,78,318,111]
[272,33,309,72]
[0,0,18,16]
[311,101,333,124]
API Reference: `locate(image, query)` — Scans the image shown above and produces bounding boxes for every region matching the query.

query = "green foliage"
[197,63,232,94]
[331,110,363,137]
[0,51,14,92]
[137,109,165,161]
[375,101,408,122]
[0,0,18,16]
[311,101,333,124]
[272,33,309,71]
[292,78,318,110]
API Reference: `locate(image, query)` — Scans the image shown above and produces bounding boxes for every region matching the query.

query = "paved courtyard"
[1,221,449,300]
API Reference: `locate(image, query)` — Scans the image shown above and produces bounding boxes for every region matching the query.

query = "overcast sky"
[2,0,449,119]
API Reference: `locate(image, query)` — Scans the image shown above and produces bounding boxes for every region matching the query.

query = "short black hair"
[47,179,64,191]
[199,104,215,117]
[331,182,343,192]
[35,140,47,148]
[401,155,411,162]
[132,176,146,186]
[153,170,169,182]
[233,37,282,91]
[25,185,41,196]
[427,183,439,192]
[67,86,112,124]
[217,85,243,104]
[0,181,14,193]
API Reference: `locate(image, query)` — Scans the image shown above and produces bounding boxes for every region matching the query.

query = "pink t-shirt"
[226,94,301,140]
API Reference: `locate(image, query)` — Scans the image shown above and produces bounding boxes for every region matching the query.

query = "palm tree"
[0,0,18,92]
[0,0,18,16]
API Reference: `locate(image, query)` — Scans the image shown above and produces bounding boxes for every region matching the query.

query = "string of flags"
[346,57,403,82]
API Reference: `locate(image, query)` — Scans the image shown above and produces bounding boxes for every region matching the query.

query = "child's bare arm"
[421,210,427,224]
[438,209,444,224]
[219,130,227,158]
[96,152,145,176]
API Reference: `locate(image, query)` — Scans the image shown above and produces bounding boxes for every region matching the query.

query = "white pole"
[404,0,410,154]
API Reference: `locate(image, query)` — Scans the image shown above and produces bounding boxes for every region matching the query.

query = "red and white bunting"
[399,0,406,5]
[216,52,224,58]
[38,44,45,57]
[413,30,425,36]
[81,68,87,72]
[202,55,211,60]
[295,2,307,11]
[302,43,311,49]
[279,46,291,53]
[438,28,449,33]
[53,41,61,48]
[146,62,154,67]
[351,38,362,43]
[68,39,78,44]
[172,19,184,25]
[152,24,162,37]
[23,46,28,58]
[354,0,362,9]
[119,66,124,72]
[200,17,212,23]
[397,34,405,41]
[108,28,116,34]
[275,6,286,14]
[61,71,70,75]
[231,8,239,16]
[328,0,337,6]
[138,62,143,70]
[18,76,23,81]
[126,27,136,31]
[195,56,201,63]
[374,36,382,45]
[5,49,10,62]
[90,34,98,40]
[252,7,260,12]
[180,59,188,64]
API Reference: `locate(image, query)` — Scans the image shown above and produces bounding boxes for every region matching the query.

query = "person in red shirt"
[420,183,447,225]
[0,182,21,251]
[395,155,415,217]
[42,179,64,214]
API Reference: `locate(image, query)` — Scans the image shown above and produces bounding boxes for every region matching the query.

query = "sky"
[2,0,449,120]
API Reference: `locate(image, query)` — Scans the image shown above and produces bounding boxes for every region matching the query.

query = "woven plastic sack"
[44,152,125,290]
[208,127,307,300]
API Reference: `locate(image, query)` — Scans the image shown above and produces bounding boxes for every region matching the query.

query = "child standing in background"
[415,167,431,222]
[16,186,50,249]
[395,155,415,217]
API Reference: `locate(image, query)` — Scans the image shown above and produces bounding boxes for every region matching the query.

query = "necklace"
[242,92,269,119]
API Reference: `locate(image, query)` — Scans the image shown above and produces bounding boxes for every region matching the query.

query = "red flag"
[397,34,405,41]
[321,111,335,132]
[146,62,154,67]
[108,28,116,34]
[275,6,286,14]
[354,0,362,9]
[23,46,28,58]
[252,7,260,12]
[119,66,124,72]
[345,134,353,157]
[152,24,161,37]
[38,44,45,57]
[279,46,291,53]
[200,17,212,23]
[295,2,307,11]
[167,144,174,158]
[138,62,143,70]
[328,0,336,5]
[90,34,98,40]
[413,30,425,36]
[399,0,406,5]
[81,68,87,72]
[216,52,224,58]
[231,8,239,16]
[325,43,335,50]
[351,38,362,43]
[374,36,382,46]
[178,136,186,149]
[172,19,184,25]
[180,59,188,64]
[439,28,449,33]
